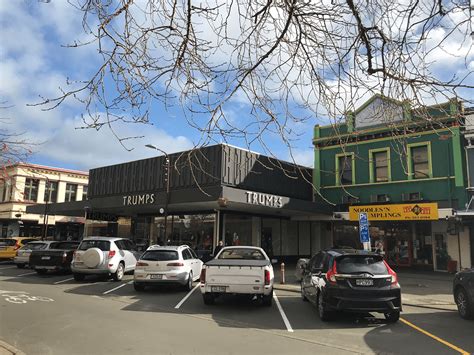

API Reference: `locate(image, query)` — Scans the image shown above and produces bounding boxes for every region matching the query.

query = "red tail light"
[136,261,149,267]
[167,262,184,267]
[383,260,398,285]
[108,250,116,259]
[326,261,338,285]
[200,268,206,283]
[264,270,271,285]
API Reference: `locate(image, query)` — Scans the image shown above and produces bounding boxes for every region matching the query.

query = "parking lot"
[0,261,473,355]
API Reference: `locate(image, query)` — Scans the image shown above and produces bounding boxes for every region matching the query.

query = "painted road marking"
[273,291,294,333]
[17,272,37,277]
[54,278,74,285]
[0,266,17,270]
[400,318,469,355]
[103,281,133,295]
[175,283,201,309]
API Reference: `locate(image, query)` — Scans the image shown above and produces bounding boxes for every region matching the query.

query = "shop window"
[44,181,58,203]
[65,183,78,202]
[23,178,39,202]
[82,185,88,200]
[262,218,281,258]
[408,143,432,179]
[370,149,390,183]
[336,154,354,185]
[281,220,298,256]
[224,214,252,247]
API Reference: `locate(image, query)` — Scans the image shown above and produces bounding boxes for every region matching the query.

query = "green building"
[313,95,472,271]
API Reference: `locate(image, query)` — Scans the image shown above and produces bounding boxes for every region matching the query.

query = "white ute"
[200,246,274,306]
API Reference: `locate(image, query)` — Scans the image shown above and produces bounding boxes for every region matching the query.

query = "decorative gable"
[354,96,405,129]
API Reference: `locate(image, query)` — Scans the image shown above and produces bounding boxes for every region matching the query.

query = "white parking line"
[54,278,74,285]
[102,281,133,295]
[18,272,37,277]
[0,266,17,270]
[273,291,294,333]
[174,283,201,309]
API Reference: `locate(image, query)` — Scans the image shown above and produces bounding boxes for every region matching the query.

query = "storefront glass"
[412,222,433,267]
[223,214,253,247]
[169,214,215,251]
[262,218,281,258]
[281,220,298,256]
[434,233,448,271]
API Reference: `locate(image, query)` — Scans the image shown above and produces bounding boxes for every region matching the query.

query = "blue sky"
[0,1,472,172]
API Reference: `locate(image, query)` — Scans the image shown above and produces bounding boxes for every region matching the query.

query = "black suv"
[301,249,402,322]
[453,268,474,320]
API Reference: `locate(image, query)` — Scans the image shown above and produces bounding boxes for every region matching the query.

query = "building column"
[37,180,46,203]
[57,181,67,203]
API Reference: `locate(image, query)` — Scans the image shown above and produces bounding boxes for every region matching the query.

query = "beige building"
[0,163,89,239]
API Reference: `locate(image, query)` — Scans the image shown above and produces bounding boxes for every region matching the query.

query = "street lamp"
[145,144,171,245]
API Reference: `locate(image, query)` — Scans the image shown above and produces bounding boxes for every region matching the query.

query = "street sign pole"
[358,212,371,251]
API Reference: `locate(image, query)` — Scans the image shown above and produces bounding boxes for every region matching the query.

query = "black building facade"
[27,144,332,260]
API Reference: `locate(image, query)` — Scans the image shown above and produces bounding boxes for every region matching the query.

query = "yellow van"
[0,237,39,260]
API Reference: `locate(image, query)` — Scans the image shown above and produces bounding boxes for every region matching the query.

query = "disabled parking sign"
[359,212,370,243]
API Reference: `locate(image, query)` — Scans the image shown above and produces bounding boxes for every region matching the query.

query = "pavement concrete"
[273,263,458,311]
[0,340,24,355]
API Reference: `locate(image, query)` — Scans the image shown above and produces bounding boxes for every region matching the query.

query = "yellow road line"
[400,318,470,355]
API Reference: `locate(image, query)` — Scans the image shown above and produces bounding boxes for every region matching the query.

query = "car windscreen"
[336,255,388,275]
[20,243,47,251]
[51,242,79,250]
[217,248,265,260]
[0,239,16,247]
[78,240,110,251]
[141,250,178,261]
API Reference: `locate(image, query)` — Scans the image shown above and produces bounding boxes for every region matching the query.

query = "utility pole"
[145,144,171,245]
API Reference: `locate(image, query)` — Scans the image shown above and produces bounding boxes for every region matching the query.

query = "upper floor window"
[65,183,77,202]
[24,178,39,202]
[409,144,432,179]
[336,154,354,185]
[44,181,58,203]
[370,149,390,183]
[82,185,88,200]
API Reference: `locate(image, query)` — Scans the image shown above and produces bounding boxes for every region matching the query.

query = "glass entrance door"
[434,233,448,271]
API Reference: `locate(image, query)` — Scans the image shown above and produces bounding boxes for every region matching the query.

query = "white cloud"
[0,0,193,171]
[290,149,314,168]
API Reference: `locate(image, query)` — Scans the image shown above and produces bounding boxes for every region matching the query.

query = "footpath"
[273,263,457,311]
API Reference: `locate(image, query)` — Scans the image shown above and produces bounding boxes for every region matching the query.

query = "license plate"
[41,256,51,260]
[211,286,226,292]
[150,274,162,280]
[356,279,373,286]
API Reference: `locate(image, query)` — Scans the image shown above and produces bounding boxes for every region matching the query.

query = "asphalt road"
[0,262,473,355]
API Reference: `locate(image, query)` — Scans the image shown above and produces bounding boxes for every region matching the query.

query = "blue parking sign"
[359,212,370,243]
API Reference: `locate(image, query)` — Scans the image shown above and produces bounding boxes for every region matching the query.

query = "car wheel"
[134,282,145,292]
[73,273,85,281]
[16,264,25,269]
[301,282,308,302]
[317,292,332,321]
[384,311,400,323]
[184,271,193,291]
[36,269,47,275]
[113,262,125,281]
[203,293,215,305]
[262,290,273,307]
[455,287,473,320]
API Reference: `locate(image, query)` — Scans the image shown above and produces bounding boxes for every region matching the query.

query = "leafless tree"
[0,103,35,170]
[33,0,473,200]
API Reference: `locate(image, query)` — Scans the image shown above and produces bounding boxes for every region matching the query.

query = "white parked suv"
[133,245,203,291]
[71,237,141,281]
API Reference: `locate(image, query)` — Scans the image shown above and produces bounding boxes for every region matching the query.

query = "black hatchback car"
[453,268,474,320]
[301,249,402,322]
